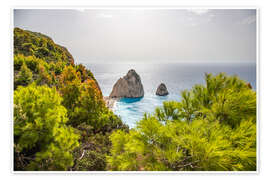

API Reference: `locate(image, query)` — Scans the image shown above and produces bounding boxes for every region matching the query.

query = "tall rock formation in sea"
[109,69,144,98]
[156,83,169,96]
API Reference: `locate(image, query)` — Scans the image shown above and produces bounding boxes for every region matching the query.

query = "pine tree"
[14,84,80,170]
[14,62,33,89]
[107,73,256,171]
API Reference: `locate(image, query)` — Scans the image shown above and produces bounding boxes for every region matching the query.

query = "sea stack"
[156,83,169,96]
[109,69,144,98]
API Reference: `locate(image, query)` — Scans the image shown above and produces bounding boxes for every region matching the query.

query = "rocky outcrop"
[109,69,144,98]
[156,83,169,96]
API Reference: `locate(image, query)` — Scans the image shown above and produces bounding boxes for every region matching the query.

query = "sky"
[14,9,256,64]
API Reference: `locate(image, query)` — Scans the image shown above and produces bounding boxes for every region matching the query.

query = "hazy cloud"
[96,13,113,18]
[187,11,215,27]
[240,15,256,25]
[14,9,256,64]
[187,9,210,15]
[75,9,85,13]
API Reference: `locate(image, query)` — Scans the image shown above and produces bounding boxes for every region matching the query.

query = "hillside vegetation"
[13,28,128,171]
[13,28,256,171]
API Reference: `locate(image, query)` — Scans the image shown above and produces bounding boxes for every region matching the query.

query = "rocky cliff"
[156,83,169,96]
[109,69,144,98]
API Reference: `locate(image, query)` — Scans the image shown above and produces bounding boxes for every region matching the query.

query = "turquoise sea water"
[86,63,256,128]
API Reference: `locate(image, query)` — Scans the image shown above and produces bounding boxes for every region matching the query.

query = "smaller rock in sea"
[156,83,169,96]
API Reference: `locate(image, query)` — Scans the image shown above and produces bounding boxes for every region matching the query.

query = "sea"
[85,63,256,128]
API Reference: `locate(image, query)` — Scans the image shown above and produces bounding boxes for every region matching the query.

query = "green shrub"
[14,62,33,89]
[24,56,40,73]
[107,73,256,171]
[14,54,24,71]
[35,47,50,59]
[14,84,80,170]
[21,43,35,56]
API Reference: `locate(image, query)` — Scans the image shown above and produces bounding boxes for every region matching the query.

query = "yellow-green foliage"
[107,73,257,171]
[13,28,128,171]
[14,27,74,64]
[14,84,80,170]
[14,62,33,89]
